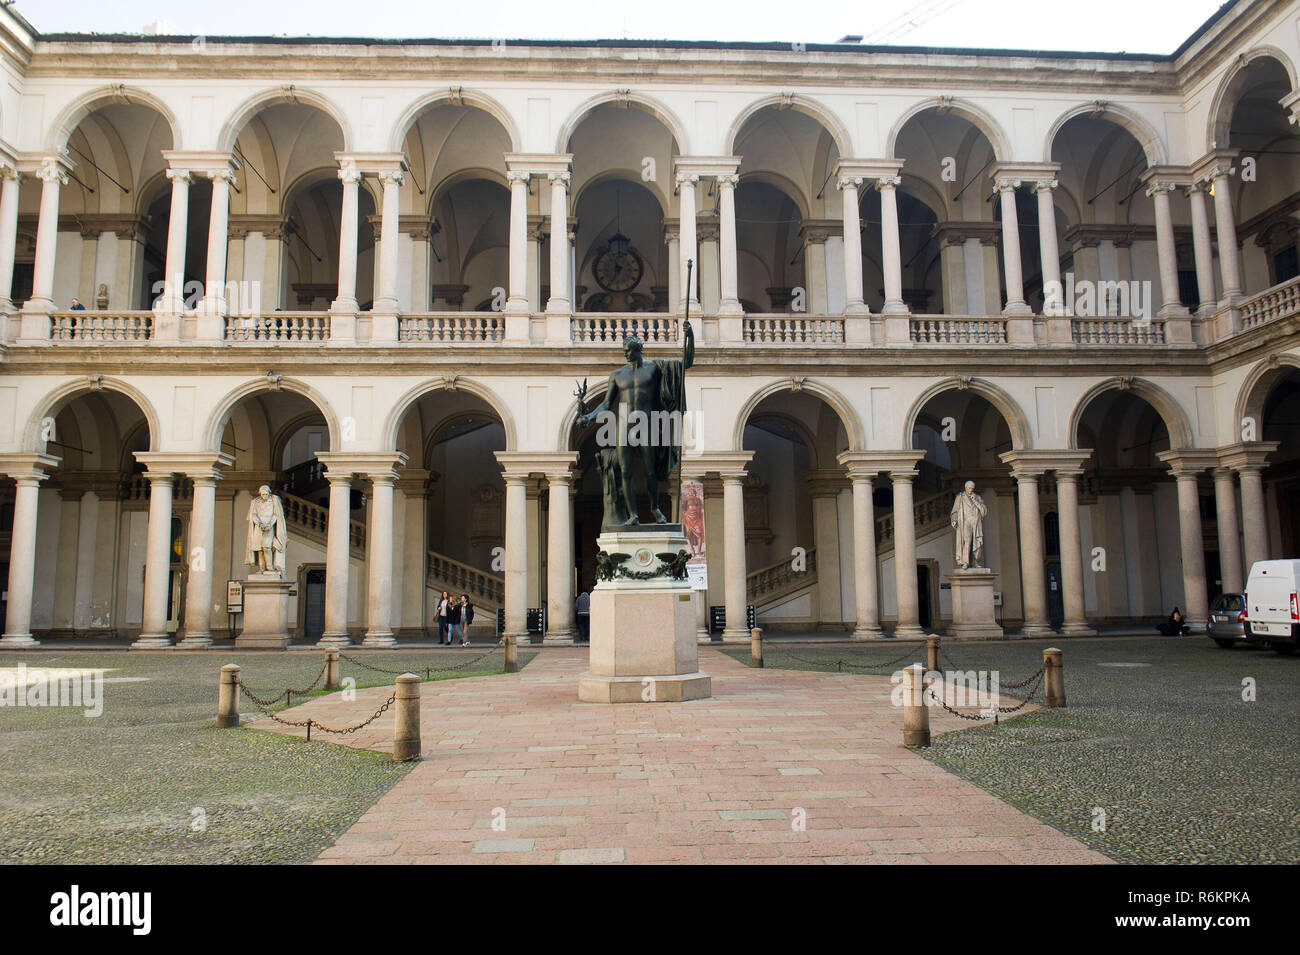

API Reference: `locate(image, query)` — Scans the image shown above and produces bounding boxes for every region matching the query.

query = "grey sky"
[20,0,1229,56]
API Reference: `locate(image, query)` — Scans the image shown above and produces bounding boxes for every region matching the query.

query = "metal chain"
[926,669,1045,722]
[780,649,917,671]
[339,640,504,678]
[939,646,1043,689]
[235,662,328,707]
[237,679,396,736]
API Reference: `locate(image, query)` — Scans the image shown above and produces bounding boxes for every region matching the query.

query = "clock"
[594,247,643,292]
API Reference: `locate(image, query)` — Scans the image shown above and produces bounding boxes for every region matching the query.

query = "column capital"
[680,451,754,480]
[35,157,70,186]
[874,175,902,190]
[673,171,700,188]
[547,171,571,186]
[835,158,904,182]
[991,161,1061,185]
[673,156,741,179]
[1156,448,1221,477]
[333,151,407,176]
[0,452,61,481]
[337,160,363,185]
[134,451,236,477]
[161,150,239,178]
[181,452,236,483]
[993,177,1021,194]
[1031,179,1059,194]
[1190,148,1239,185]
[1282,88,1300,126]
[502,153,572,178]
[506,170,531,184]
[377,169,405,188]
[837,450,924,476]
[1215,440,1280,472]
[998,449,1093,474]
[165,168,193,186]
[0,161,21,182]
[835,175,863,191]
[494,451,579,479]
[316,451,409,479]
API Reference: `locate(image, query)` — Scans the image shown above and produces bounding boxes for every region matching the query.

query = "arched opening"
[1246,365,1300,556]
[734,179,803,313]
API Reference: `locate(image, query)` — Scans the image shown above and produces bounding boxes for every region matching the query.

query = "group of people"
[436,592,475,646]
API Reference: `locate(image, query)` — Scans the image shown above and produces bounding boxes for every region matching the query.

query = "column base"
[315,634,352,648]
[716,300,743,317]
[0,634,40,648]
[892,625,926,640]
[881,300,909,316]
[696,629,714,644]
[1059,621,1096,637]
[1018,622,1056,639]
[578,671,711,704]
[1002,301,1033,317]
[361,632,397,648]
[131,635,175,649]
[719,628,750,644]
[851,626,888,640]
[175,635,214,649]
[544,629,575,645]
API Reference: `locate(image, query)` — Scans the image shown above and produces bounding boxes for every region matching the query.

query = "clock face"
[594,247,643,292]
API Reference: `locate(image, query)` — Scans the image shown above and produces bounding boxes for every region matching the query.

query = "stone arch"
[46,85,183,152]
[1235,353,1300,429]
[203,377,341,453]
[732,379,866,452]
[886,97,1012,162]
[743,410,823,469]
[429,166,511,208]
[557,91,690,155]
[903,378,1034,451]
[382,378,518,453]
[217,87,352,154]
[24,377,161,454]
[571,168,671,221]
[1068,377,1194,451]
[736,170,811,220]
[390,88,522,154]
[1043,102,1167,167]
[724,93,851,158]
[1207,47,1299,149]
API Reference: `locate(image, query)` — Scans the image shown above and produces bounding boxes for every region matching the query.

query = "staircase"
[278,491,505,614]
[746,489,954,612]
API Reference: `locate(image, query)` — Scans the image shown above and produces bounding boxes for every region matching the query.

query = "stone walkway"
[251,649,1111,864]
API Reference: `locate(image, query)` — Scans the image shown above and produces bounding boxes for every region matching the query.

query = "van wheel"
[1213,639,1236,649]
[1273,644,1297,655]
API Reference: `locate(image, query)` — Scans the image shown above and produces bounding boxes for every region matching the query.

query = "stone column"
[664,223,680,314]
[1212,468,1244,594]
[676,172,699,311]
[179,468,221,648]
[1238,465,1269,571]
[0,164,20,311]
[1054,469,1094,636]
[1,469,50,647]
[721,470,749,641]
[134,472,177,649]
[503,472,529,640]
[506,171,530,318]
[372,170,404,337]
[332,161,361,321]
[848,469,882,639]
[18,159,67,340]
[717,174,741,315]
[1209,168,1242,302]
[1014,471,1052,635]
[362,465,400,647]
[320,472,354,647]
[158,169,191,318]
[199,169,235,326]
[1186,183,1217,314]
[1170,467,1210,631]
[545,172,571,314]
[996,178,1030,315]
[1034,180,1062,313]
[838,175,868,315]
[891,469,922,638]
[545,469,575,643]
[1147,182,1186,316]
[877,176,906,314]
[808,472,844,629]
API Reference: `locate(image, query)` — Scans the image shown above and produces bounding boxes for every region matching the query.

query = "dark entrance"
[303,568,326,640]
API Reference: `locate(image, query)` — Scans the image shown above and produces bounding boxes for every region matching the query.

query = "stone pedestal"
[235,574,292,649]
[945,568,1004,641]
[578,527,711,703]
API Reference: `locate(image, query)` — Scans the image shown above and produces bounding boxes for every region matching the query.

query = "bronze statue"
[576,317,694,530]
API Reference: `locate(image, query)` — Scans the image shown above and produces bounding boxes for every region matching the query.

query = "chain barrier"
[339,639,505,679]
[939,646,1043,689]
[236,679,396,740]
[925,669,1045,724]
[779,649,918,671]
[235,661,328,708]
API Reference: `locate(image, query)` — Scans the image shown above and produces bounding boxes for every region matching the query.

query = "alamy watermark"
[0,664,103,717]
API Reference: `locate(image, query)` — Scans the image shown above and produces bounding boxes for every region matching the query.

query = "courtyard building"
[0,0,1297,648]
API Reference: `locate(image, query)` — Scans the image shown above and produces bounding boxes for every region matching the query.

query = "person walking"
[459,595,474,646]
[436,591,451,645]
[447,595,463,646]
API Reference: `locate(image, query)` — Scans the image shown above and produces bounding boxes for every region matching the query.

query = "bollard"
[1043,647,1065,708]
[217,664,240,728]
[504,633,518,673]
[750,627,764,668]
[393,673,421,762]
[324,648,340,690]
[901,662,931,748]
[926,634,941,674]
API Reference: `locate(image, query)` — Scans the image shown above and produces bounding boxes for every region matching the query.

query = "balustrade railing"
[51,311,153,342]
[747,548,818,602]
[1240,276,1300,329]
[571,314,679,343]
[743,315,844,343]
[399,312,505,342]
[1070,317,1166,345]
[427,552,505,605]
[910,315,1007,344]
[226,312,330,342]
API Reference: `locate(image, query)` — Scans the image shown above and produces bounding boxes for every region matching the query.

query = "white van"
[1244,560,1300,655]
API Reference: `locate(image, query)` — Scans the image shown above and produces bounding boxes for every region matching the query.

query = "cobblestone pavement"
[256,649,1110,864]
[0,648,521,864]
[734,635,1300,864]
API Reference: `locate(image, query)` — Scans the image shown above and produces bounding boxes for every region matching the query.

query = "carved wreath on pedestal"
[596,549,690,581]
